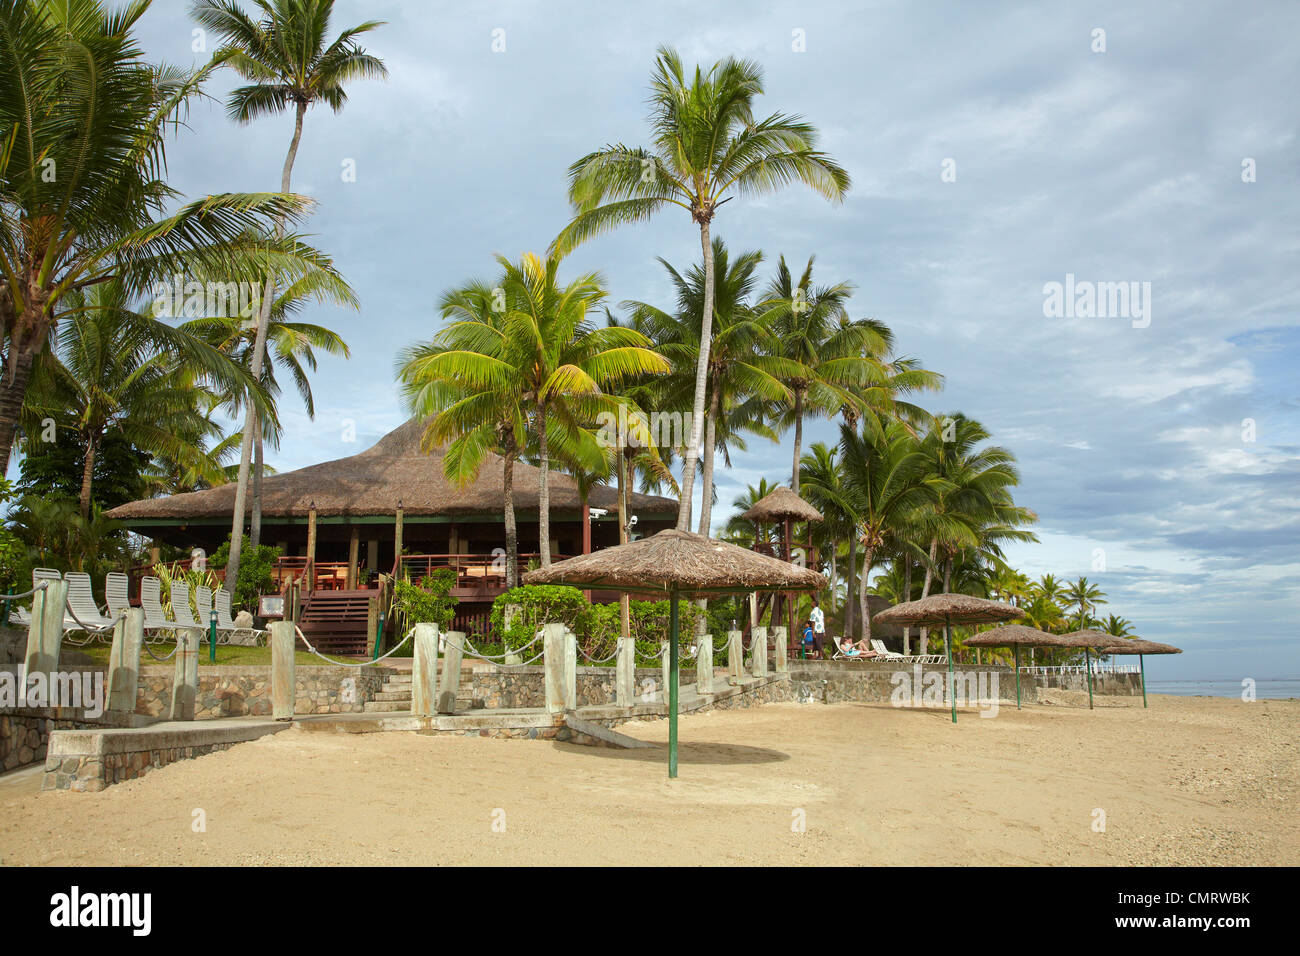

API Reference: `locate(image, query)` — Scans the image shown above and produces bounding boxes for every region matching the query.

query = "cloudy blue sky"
[126,0,1297,681]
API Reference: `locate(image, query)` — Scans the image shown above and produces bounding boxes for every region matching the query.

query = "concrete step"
[372,690,412,702]
[364,697,476,713]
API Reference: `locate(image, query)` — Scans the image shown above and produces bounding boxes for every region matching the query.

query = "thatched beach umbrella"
[523,529,825,777]
[742,486,823,637]
[1093,637,1182,708]
[1059,628,1128,710]
[872,594,1024,723]
[963,624,1074,709]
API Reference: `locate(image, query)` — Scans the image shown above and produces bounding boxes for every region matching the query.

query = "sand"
[0,694,1296,866]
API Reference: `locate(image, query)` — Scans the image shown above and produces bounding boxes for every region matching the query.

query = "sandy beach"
[1,694,1296,867]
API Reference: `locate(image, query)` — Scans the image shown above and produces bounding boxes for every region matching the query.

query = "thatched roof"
[963,624,1072,647]
[520,529,826,596]
[742,486,823,524]
[1060,628,1140,649]
[872,593,1025,628]
[106,418,679,521]
[1093,637,1182,656]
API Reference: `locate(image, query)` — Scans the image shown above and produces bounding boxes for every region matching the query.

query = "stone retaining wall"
[1,708,139,773]
[132,665,392,718]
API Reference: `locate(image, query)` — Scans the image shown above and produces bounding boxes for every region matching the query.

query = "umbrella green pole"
[1139,654,1147,708]
[668,590,679,778]
[1085,647,1094,710]
[945,622,956,724]
[1014,643,1021,710]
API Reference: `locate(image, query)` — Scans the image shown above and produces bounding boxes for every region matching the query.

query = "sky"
[119,0,1298,682]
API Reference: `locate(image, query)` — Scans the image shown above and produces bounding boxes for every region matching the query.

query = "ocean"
[1146,678,1300,700]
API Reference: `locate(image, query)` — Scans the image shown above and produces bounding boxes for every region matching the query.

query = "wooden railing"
[394,553,567,592]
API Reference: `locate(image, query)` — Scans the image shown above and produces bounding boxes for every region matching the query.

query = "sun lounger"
[105,571,131,620]
[64,571,116,631]
[139,576,175,640]
[215,588,266,644]
[169,580,201,631]
[870,639,945,663]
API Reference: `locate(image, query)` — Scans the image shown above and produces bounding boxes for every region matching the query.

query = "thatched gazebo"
[964,623,1076,709]
[523,529,825,777]
[1093,637,1182,708]
[873,594,1025,723]
[741,486,823,640]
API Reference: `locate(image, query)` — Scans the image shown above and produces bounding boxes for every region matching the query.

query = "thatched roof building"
[108,417,677,522]
[741,486,823,524]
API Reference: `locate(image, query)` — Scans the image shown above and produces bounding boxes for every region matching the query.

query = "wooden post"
[751,625,768,678]
[727,629,744,685]
[563,628,577,710]
[26,579,69,675]
[696,633,713,695]
[616,635,635,707]
[108,608,144,713]
[393,502,404,574]
[542,623,567,714]
[347,527,360,590]
[171,628,199,721]
[270,620,295,720]
[772,625,788,674]
[668,590,679,778]
[412,622,439,716]
[437,630,465,714]
[305,503,317,587]
[660,641,670,704]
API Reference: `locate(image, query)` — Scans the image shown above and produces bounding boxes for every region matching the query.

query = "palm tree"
[759,256,893,494]
[1100,613,1134,637]
[23,282,254,518]
[181,276,352,546]
[623,239,793,534]
[397,255,667,581]
[0,0,321,469]
[839,420,936,643]
[554,46,849,530]
[1065,576,1108,629]
[193,0,387,587]
[799,442,856,613]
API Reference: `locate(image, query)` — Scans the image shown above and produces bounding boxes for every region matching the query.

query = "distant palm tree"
[24,281,261,517]
[1065,576,1108,629]
[193,0,387,586]
[555,46,849,530]
[623,239,793,533]
[398,255,667,581]
[1100,613,1134,637]
[0,0,318,469]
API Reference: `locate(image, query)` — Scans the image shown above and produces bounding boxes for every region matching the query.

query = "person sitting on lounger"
[837,636,878,659]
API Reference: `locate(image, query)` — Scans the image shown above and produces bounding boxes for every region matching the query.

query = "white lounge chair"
[12,568,80,631]
[140,576,175,640]
[194,585,217,642]
[64,571,115,631]
[869,639,905,660]
[831,637,876,661]
[105,572,131,620]
[215,589,265,645]
[871,639,944,664]
[169,580,200,631]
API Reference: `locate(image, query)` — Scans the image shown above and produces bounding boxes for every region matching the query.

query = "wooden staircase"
[297,589,373,656]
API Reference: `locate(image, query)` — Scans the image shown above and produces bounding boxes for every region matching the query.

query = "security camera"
[629,515,638,526]
[589,508,608,519]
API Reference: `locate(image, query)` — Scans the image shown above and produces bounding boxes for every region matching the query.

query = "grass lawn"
[65,639,376,669]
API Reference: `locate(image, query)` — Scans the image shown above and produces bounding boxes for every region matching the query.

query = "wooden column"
[270,621,295,720]
[305,502,317,587]
[412,622,439,716]
[543,623,567,714]
[437,631,465,714]
[751,625,768,678]
[347,526,359,590]
[772,625,788,674]
[107,608,144,713]
[393,501,404,575]
[696,633,713,695]
[170,629,199,721]
[727,629,744,686]
[616,634,635,707]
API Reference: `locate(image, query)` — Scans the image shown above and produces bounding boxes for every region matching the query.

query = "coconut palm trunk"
[857,544,875,646]
[676,218,714,530]
[790,389,804,493]
[226,99,306,590]
[696,385,720,535]
[618,448,630,642]
[0,351,37,470]
[844,535,857,639]
[901,558,913,655]
[503,454,519,588]
[251,414,263,547]
[78,434,99,519]
[537,403,551,567]
[918,536,938,655]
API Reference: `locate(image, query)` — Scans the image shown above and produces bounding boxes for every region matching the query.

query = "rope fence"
[293,623,414,668]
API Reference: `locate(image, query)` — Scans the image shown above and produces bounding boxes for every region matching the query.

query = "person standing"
[809,597,826,658]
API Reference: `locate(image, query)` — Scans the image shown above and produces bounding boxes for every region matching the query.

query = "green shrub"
[210,536,281,612]
[490,585,590,653]
[389,568,457,649]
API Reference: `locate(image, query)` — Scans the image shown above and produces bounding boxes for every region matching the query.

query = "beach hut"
[523,528,825,777]
[872,594,1024,723]
[1092,637,1183,708]
[741,486,823,638]
[963,624,1075,709]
